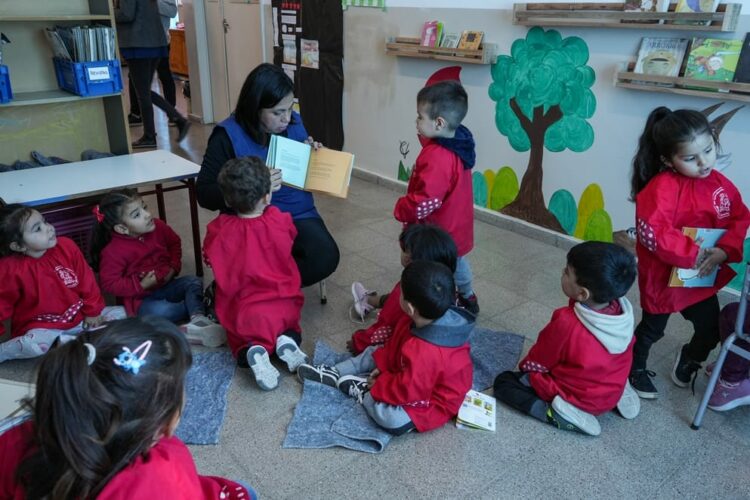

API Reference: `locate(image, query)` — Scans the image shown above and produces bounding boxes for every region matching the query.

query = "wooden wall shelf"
[513,2,741,32]
[385,37,498,65]
[614,63,750,103]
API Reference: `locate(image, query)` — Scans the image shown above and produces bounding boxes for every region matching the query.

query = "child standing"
[628,107,750,399]
[494,242,638,437]
[0,316,257,499]
[0,203,125,363]
[393,80,478,314]
[299,260,474,435]
[203,157,308,391]
[348,223,457,354]
[91,189,225,348]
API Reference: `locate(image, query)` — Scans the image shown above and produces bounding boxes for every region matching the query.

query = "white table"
[0,150,204,275]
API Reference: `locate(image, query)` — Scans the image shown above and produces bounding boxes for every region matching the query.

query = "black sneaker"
[176,118,191,142]
[457,293,480,315]
[132,135,156,149]
[629,368,658,399]
[297,363,340,387]
[671,344,701,388]
[337,375,369,403]
[128,113,142,126]
[547,395,601,436]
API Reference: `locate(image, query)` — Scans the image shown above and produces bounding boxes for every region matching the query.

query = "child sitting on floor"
[494,241,638,436]
[203,157,308,391]
[348,223,457,354]
[299,260,474,435]
[91,189,225,348]
[0,316,257,499]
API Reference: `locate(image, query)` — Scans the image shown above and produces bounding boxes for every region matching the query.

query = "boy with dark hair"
[204,157,308,391]
[298,260,474,435]
[394,79,478,314]
[494,242,638,436]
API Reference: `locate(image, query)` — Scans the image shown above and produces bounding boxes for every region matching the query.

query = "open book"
[669,227,727,288]
[0,378,34,434]
[266,135,354,199]
[456,389,496,431]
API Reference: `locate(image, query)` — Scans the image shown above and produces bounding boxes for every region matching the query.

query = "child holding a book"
[628,107,750,399]
[393,79,478,314]
[494,242,638,437]
[299,260,474,435]
[203,157,308,391]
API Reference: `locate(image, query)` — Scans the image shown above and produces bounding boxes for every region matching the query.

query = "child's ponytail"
[89,189,139,270]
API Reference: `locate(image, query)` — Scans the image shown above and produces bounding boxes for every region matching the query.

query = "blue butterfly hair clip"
[113,340,152,375]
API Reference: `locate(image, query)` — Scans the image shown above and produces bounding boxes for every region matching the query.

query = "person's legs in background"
[292,217,340,287]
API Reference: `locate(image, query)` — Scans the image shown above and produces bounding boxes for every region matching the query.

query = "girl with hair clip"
[90,189,226,348]
[628,106,750,400]
[0,316,258,499]
[0,203,125,363]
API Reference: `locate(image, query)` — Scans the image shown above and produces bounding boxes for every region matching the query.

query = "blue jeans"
[455,255,474,297]
[138,275,204,323]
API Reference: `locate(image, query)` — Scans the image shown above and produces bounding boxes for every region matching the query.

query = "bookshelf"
[512,3,742,32]
[0,0,130,166]
[385,37,498,65]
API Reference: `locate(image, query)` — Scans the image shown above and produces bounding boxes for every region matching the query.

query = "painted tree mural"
[489,27,596,232]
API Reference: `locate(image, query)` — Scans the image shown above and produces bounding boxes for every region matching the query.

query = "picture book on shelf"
[265,135,354,199]
[457,30,483,51]
[633,37,690,80]
[623,0,669,24]
[440,32,460,49]
[685,37,743,84]
[420,20,443,48]
[673,0,719,26]
[669,227,727,288]
[733,33,750,84]
[456,389,496,431]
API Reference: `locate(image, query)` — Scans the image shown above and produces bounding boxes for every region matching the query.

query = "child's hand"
[83,315,103,330]
[270,168,283,192]
[696,247,728,278]
[140,270,158,290]
[367,368,381,388]
[346,339,357,354]
[304,136,323,151]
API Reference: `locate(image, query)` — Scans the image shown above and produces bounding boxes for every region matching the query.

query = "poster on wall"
[272,0,344,150]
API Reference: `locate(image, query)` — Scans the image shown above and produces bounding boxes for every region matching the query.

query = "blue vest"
[218,114,319,219]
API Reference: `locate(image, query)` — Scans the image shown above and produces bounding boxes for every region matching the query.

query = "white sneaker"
[351,282,375,322]
[185,314,226,348]
[275,334,309,372]
[246,346,279,391]
[616,381,641,420]
[550,396,601,436]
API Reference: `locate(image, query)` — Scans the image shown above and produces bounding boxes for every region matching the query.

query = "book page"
[669,227,727,287]
[305,148,354,198]
[0,379,33,419]
[267,135,312,189]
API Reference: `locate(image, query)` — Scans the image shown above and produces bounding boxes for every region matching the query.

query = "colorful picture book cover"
[456,389,496,431]
[685,38,743,83]
[669,227,727,288]
[634,37,690,78]
[733,33,750,84]
[673,0,719,25]
[623,0,669,23]
[457,30,483,51]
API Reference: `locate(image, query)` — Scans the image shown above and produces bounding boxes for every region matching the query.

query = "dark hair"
[567,241,636,304]
[234,63,295,145]
[17,316,192,499]
[630,107,718,199]
[0,203,36,257]
[89,189,141,271]
[400,260,455,320]
[218,157,271,213]
[399,224,458,273]
[416,80,468,131]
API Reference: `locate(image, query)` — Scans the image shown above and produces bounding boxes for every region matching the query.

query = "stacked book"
[44,25,117,62]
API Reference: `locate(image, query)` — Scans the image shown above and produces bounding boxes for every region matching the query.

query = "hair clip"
[84,343,96,366]
[113,340,152,375]
[92,205,105,223]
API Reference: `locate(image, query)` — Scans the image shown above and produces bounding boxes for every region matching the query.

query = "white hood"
[573,297,634,354]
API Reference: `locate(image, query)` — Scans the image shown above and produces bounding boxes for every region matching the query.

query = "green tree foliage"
[583,208,613,243]
[472,171,488,207]
[548,189,577,235]
[489,166,519,211]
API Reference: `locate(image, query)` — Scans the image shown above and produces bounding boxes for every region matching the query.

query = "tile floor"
[2,105,749,499]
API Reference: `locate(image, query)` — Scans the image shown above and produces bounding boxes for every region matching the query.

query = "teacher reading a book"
[197,63,340,287]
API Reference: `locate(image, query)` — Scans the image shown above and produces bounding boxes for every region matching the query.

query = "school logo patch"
[713,187,731,219]
[55,265,79,288]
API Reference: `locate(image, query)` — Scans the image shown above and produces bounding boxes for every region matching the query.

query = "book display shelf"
[385,37,498,65]
[0,0,130,166]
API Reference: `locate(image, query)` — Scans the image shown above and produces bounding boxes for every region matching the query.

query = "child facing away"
[203,157,308,391]
[0,316,257,499]
[348,223,457,354]
[0,203,125,363]
[393,79,478,315]
[91,189,226,348]
[299,260,474,435]
[628,107,750,400]
[494,242,638,437]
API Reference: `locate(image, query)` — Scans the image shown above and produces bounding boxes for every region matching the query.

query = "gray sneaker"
[616,381,641,419]
[246,345,279,391]
[548,396,601,436]
[275,334,309,372]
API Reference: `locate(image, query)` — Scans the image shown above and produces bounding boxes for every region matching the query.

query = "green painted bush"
[548,189,577,235]
[574,184,605,239]
[489,166,519,211]
[473,171,488,207]
[728,238,750,291]
[583,208,613,242]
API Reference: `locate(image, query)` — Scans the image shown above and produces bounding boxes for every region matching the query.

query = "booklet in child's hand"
[456,389,496,431]
[669,227,727,288]
[265,135,354,199]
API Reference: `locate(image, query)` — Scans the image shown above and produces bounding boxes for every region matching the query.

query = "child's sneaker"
[548,395,601,436]
[246,345,279,391]
[629,368,658,399]
[185,314,226,348]
[337,375,369,403]
[351,282,376,322]
[671,344,701,388]
[708,378,750,412]
[275,334,309,372]
[616,381,641,419]
[457,293,480,315]
[297,363,340,387]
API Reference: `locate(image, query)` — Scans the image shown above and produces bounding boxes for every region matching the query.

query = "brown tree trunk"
[501,101,565,233]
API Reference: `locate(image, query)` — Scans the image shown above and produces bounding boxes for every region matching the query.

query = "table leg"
[186,178,203,277]
[155,183,167,222]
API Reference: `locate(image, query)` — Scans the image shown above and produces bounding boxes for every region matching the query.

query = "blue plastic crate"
[53,58,122,97]
[0,65,12,104]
